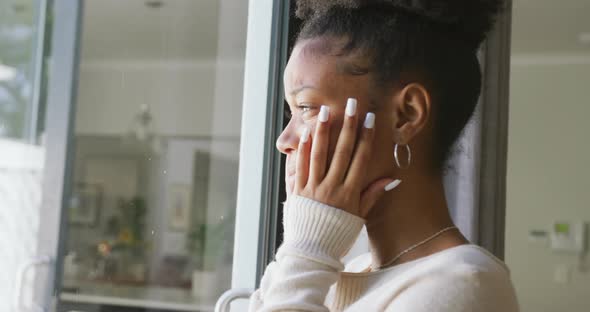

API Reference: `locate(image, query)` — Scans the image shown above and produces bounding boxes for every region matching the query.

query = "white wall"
[506,60,590,312]
[154,138,238,256]
[76,61,218,137]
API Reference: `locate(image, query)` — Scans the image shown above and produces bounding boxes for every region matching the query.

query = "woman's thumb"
[359,179,401,218]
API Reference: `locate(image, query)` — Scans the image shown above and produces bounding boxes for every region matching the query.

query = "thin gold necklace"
[371,226,458,271]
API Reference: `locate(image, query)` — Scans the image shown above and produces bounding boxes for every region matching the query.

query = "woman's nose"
[276,122,299,155]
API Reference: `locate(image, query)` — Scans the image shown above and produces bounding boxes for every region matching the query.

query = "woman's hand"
[294,98,400,218]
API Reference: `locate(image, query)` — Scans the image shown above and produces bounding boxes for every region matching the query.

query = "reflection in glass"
[123,104,162,154]
[58,0,249,310]
[0,0,49,307]
[0,0,46,141]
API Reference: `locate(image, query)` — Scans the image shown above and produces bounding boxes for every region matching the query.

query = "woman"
[250,0,519,311]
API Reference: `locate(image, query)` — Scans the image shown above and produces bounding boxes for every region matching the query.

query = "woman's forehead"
[284,45,340,94]
[285,41,368,92]
[286,57,335,81]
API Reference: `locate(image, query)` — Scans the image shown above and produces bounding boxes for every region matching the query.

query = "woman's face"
[277,38,397,195]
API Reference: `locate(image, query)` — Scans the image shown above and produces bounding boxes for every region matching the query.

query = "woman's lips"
[286,163,296,193]
[286,174,295,193]
[286,166,296,177]
[287,174,295,183]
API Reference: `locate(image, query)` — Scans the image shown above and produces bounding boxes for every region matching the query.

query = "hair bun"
[296,0,504,48]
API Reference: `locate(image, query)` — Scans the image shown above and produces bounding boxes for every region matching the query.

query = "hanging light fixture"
[124,104,161,154]
[145,0,164,9]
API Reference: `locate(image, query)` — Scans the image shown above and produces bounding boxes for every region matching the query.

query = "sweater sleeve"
[248,195,365,312]
[383,265,520,312]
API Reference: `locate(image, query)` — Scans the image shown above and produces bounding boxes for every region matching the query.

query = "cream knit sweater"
[248,195,519,311]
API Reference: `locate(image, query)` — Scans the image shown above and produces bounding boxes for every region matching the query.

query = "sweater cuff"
[280,195,365,265]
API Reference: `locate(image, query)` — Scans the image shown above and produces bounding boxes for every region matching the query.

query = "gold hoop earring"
[394,144,411,169]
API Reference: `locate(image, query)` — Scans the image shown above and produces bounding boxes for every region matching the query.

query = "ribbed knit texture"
[249,196,520,312]
[281,196,364,269]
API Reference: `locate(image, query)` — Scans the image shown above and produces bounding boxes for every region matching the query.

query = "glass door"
[24,0,281,311]
[60,0,249,307]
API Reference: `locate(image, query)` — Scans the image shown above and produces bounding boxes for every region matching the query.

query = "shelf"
[60,281,216,312]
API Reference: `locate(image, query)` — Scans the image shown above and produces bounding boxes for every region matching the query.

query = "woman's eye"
[297,104,314,114]
[283,104,314,121]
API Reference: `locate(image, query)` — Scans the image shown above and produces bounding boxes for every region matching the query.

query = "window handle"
[14,255,53,312]
[214,288,254,312]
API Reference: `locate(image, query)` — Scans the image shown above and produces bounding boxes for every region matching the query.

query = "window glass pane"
[0,0,48,306]
[0,0,42,141]
[58,0,248,310]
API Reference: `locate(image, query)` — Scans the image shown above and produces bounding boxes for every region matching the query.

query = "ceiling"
[6,0,588,60]
[511,0,590,54]
[78,0,590,61]
[80,0,223,61]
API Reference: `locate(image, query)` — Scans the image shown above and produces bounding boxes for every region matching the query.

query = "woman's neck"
[364,172,468,269]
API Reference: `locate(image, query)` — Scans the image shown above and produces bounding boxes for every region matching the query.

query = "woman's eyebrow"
[337,61,369,75]
[289,85,316,96]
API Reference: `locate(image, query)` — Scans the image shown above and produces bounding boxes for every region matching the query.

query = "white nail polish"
[384,179,402,191]
[319,105,330,122]
[345,98,357,117]
[300,127,310,143]
[364,112,375,129]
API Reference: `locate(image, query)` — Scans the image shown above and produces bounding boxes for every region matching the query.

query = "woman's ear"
[391,83,431,144]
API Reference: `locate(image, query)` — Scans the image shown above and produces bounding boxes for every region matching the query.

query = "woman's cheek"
[326,117,345,167]
[303,118,317,138]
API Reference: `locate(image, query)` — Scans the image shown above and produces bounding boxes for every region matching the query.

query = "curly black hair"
[294,0,504,171]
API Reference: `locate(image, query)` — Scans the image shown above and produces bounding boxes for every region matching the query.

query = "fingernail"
[345,98,357,117]
[364,112,375,129]
[384,179,402,191]
[300,127,310,143]
[319,105,330,122]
